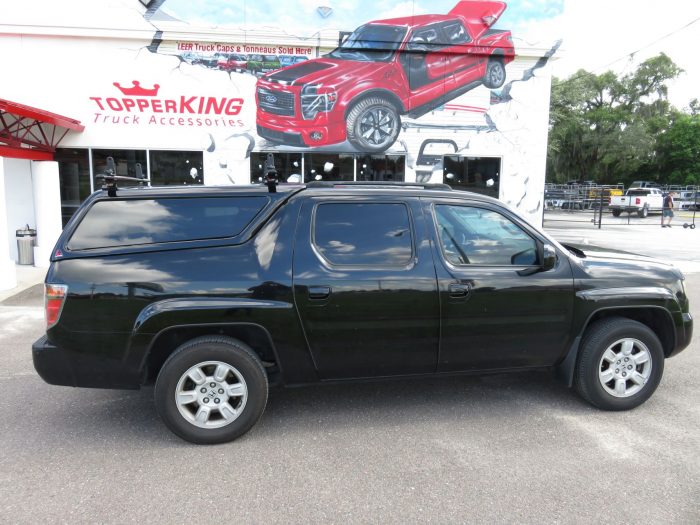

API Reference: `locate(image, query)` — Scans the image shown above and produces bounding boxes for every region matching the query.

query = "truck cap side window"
[313,202,413,267]
[435,205,538,266]
[67,196,268,250]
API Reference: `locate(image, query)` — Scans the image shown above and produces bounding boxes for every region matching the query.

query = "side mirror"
[542,243,557,272]
[517,243,556,276]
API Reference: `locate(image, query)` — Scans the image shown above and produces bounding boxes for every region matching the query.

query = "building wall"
[0,0,559,225]
[3,159,36,262]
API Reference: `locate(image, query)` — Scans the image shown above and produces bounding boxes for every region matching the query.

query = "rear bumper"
[32,335,140,389]
[32,335,76,387]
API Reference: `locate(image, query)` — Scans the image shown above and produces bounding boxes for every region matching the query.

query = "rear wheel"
[346,97,401,153]
[483,58,506,89]
[155,336,268,444]
[611,209,622,217]
[575,318,664,410]
[638,206,649,218]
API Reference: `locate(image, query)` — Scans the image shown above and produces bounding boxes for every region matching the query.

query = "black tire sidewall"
[576,319,664,410]
[484,60,505,89]
[346,97,400,153]
[155,338,268,444]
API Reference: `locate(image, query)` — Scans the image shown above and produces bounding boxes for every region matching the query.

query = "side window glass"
[313,203,413,266]
[407,27,444,51]
[435,205,538,266]
[442,22,470,44]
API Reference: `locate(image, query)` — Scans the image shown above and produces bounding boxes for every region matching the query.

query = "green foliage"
[547,54,689,186]
[656,113,700,185]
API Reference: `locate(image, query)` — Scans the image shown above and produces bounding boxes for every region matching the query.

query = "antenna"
[96,156,151,197]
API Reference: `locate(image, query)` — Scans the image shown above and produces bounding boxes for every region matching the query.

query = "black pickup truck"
[33,182,692,444]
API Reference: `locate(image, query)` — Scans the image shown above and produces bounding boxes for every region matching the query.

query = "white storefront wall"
[1,0,559,274]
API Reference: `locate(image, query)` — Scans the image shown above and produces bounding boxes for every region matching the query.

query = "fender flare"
[556,303,677,387]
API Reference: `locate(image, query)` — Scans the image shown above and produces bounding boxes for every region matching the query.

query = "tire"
[483,58,506,89]
[346,96,401,153]
[155,336,268,444]
[638,206,649,218]
[611,209,621,217]
[574,318,664,411]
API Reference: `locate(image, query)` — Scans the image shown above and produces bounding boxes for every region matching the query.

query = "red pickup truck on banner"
[256,1,514,152]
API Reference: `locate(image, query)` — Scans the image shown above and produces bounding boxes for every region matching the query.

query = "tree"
[547,54,682,185]
[655,113,700,186]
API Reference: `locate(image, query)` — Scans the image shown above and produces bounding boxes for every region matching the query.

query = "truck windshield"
[329,24,407,62]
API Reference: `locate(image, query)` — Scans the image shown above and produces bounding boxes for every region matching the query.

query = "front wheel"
[155,336,268,444]
[574,318,664,410]
[346,97,401,153]
[483,59,506,89]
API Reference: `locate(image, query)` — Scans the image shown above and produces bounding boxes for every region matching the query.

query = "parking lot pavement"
[1,238,698,523]
[544,211,700,273]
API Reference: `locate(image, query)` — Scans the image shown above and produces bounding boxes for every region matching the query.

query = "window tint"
[435,205,538,266]
[68,196,268,250]
[314,203,413,266]
[442,21,470,44]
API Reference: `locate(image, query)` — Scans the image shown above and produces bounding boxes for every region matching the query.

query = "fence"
[543,183,699,229]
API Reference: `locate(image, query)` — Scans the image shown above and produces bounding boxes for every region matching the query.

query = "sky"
[160,0,699,109]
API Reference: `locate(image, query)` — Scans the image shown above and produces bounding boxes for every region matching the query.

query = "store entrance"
[443,156,501,198]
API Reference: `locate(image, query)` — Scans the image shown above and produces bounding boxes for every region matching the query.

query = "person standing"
[662,192,675,228]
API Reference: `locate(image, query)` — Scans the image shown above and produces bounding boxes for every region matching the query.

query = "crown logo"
[113,80,160,97]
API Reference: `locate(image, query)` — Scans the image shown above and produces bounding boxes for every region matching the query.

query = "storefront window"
[304,153,354,182]
[357,155,405,181]
[443,156,500,198]
[55,148,91,227]
[150,150,204,185]
[92,149,147,190]
[250,152,302,184]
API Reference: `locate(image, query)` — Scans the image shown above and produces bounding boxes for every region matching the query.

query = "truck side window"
[313,202,413,267]
[435,205,538,266]
[68,196,269,250]
[442,21,470,44]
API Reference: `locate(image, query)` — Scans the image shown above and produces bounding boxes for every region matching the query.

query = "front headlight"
[301,84,337,120]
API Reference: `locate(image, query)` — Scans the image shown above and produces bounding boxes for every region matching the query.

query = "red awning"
[0,99,85,161]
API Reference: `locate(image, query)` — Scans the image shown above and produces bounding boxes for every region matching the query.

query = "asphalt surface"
[1,224,698,523]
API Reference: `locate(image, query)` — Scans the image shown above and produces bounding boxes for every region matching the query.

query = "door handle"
[308,286,331,300]
[449,283,471,297]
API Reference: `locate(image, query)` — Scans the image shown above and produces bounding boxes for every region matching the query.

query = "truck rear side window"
[313,202,413,266]
[68,196,268,250]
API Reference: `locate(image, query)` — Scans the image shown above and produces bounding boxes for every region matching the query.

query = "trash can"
[16,225,37,265]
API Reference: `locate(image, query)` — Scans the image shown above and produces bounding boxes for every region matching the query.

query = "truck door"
[293,196,439,379]
[423,198,574,371]
[398,24,450,109]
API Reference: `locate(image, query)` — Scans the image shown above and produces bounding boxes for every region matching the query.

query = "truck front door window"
[435,205,537,266]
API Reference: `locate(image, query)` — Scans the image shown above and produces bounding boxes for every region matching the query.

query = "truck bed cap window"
[67,196,268,250]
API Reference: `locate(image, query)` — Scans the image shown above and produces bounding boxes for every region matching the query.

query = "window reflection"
[150,150,204,185]
[357,155,405,181]
[56,148,91,227]
[68,197,268,250]
[305,154,353,182]
[250,152,302,183]
[92,149,147,190]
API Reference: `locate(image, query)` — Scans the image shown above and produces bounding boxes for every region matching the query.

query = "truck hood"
[563,243,683,282]
[262,58,390,88]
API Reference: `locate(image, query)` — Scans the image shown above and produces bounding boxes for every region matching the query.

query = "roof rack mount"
[306,181,452,190]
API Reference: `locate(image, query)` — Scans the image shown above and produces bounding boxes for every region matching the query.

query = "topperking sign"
[88,80,247,129]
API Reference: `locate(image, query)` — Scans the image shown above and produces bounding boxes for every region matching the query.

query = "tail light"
[635,198,641,205]
[45,284,68,329]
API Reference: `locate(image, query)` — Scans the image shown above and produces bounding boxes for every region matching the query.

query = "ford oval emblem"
[265,94,278,103]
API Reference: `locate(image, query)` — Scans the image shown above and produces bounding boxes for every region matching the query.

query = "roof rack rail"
[305,181,452,190]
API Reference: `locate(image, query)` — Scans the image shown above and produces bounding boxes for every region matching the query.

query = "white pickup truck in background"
[609,187,665,217]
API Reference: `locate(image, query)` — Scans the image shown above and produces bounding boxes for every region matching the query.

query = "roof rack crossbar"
[305,181,452,190]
